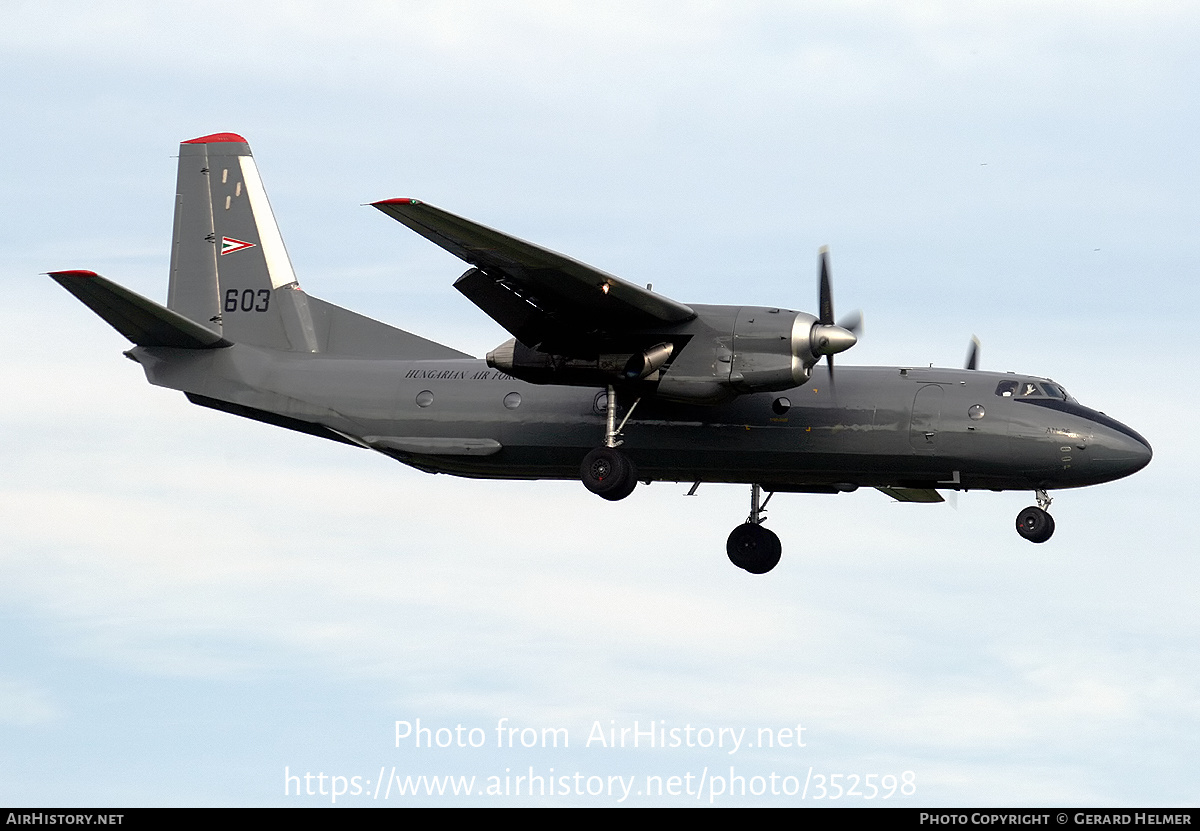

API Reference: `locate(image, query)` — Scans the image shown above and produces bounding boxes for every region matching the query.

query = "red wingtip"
[372,198,422,206]
[182,132,248,145]
[47,269,100,279]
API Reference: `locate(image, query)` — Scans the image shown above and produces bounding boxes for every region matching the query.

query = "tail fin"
[168,133,469,359]
[169,132,315,351]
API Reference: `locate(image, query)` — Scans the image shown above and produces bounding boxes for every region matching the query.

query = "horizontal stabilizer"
[50,271,230,349]
[876,486,945,503]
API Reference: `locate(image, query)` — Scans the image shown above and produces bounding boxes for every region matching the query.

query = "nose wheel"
[1015,489,1055,543]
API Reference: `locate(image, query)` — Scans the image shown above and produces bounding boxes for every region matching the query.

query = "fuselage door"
[909,384,943,454]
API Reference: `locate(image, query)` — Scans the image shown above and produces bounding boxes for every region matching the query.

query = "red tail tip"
[182,132,248,145]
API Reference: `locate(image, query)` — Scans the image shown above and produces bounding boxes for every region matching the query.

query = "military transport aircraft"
[51,133,1151,574]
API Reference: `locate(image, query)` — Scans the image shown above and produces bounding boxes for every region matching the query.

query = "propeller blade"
[818,246,833,326]
[964,335,981,371]
[814,246,857,393]
[836,309,863,336]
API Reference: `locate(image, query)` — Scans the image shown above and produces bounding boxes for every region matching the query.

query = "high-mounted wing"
[372,199,694,355]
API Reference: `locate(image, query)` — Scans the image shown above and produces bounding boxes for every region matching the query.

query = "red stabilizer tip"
[47,270,99,278]
[183,132,248,144]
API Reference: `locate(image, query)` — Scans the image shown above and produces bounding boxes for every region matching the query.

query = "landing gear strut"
[580,385,639,501]
[727,484,782,574]
[1015,488,1055,543]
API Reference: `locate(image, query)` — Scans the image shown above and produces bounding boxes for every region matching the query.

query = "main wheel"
[1015,506,1055,543]
[726,523,782,574]
[580,447,637,501]
[602,470,639,502]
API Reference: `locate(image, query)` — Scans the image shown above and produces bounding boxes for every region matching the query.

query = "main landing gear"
[580,385,640,502]
[727,484,782,574]
[580,446,637,501]
[1015,488,1055,543]
[579,387,782,573]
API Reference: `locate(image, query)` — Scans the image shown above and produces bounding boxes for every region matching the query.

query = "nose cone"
[813,324,857,356]
[1089,422,1152,481]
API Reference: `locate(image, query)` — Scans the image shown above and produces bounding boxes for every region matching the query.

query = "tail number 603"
[224,288,270,313]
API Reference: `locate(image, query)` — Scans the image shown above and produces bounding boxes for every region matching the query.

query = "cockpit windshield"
[995,379,1075,402]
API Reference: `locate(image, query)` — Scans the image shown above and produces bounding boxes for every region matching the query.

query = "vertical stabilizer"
[167,133,318,352]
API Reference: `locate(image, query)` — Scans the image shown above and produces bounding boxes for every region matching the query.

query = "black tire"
[1015,506,1055,543]
[601,470,639,502]
[580,447,637,500]
[726,523,783,574]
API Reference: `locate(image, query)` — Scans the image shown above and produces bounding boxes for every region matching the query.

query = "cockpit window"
[996,378,1077,402]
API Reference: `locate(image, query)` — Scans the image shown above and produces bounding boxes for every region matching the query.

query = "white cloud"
[0,680,58,726]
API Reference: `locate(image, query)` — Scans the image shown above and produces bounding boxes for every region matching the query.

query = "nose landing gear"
[727,484,782,573]
[1015,489,1055,543]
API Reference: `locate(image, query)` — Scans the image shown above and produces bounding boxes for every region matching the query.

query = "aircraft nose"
[1089,422,1152,480]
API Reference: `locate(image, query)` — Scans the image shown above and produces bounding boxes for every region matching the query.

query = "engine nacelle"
[623,342,674,380]
[486,339,677,386]
[486,305,855,401]
[725,307,855,394]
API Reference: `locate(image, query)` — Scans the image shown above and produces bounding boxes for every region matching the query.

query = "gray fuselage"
[134,343,1151,494]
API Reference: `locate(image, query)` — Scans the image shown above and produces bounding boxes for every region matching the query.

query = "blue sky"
[2,1,1197,806]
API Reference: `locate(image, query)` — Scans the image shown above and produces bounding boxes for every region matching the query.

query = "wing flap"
[452,266,555,348]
